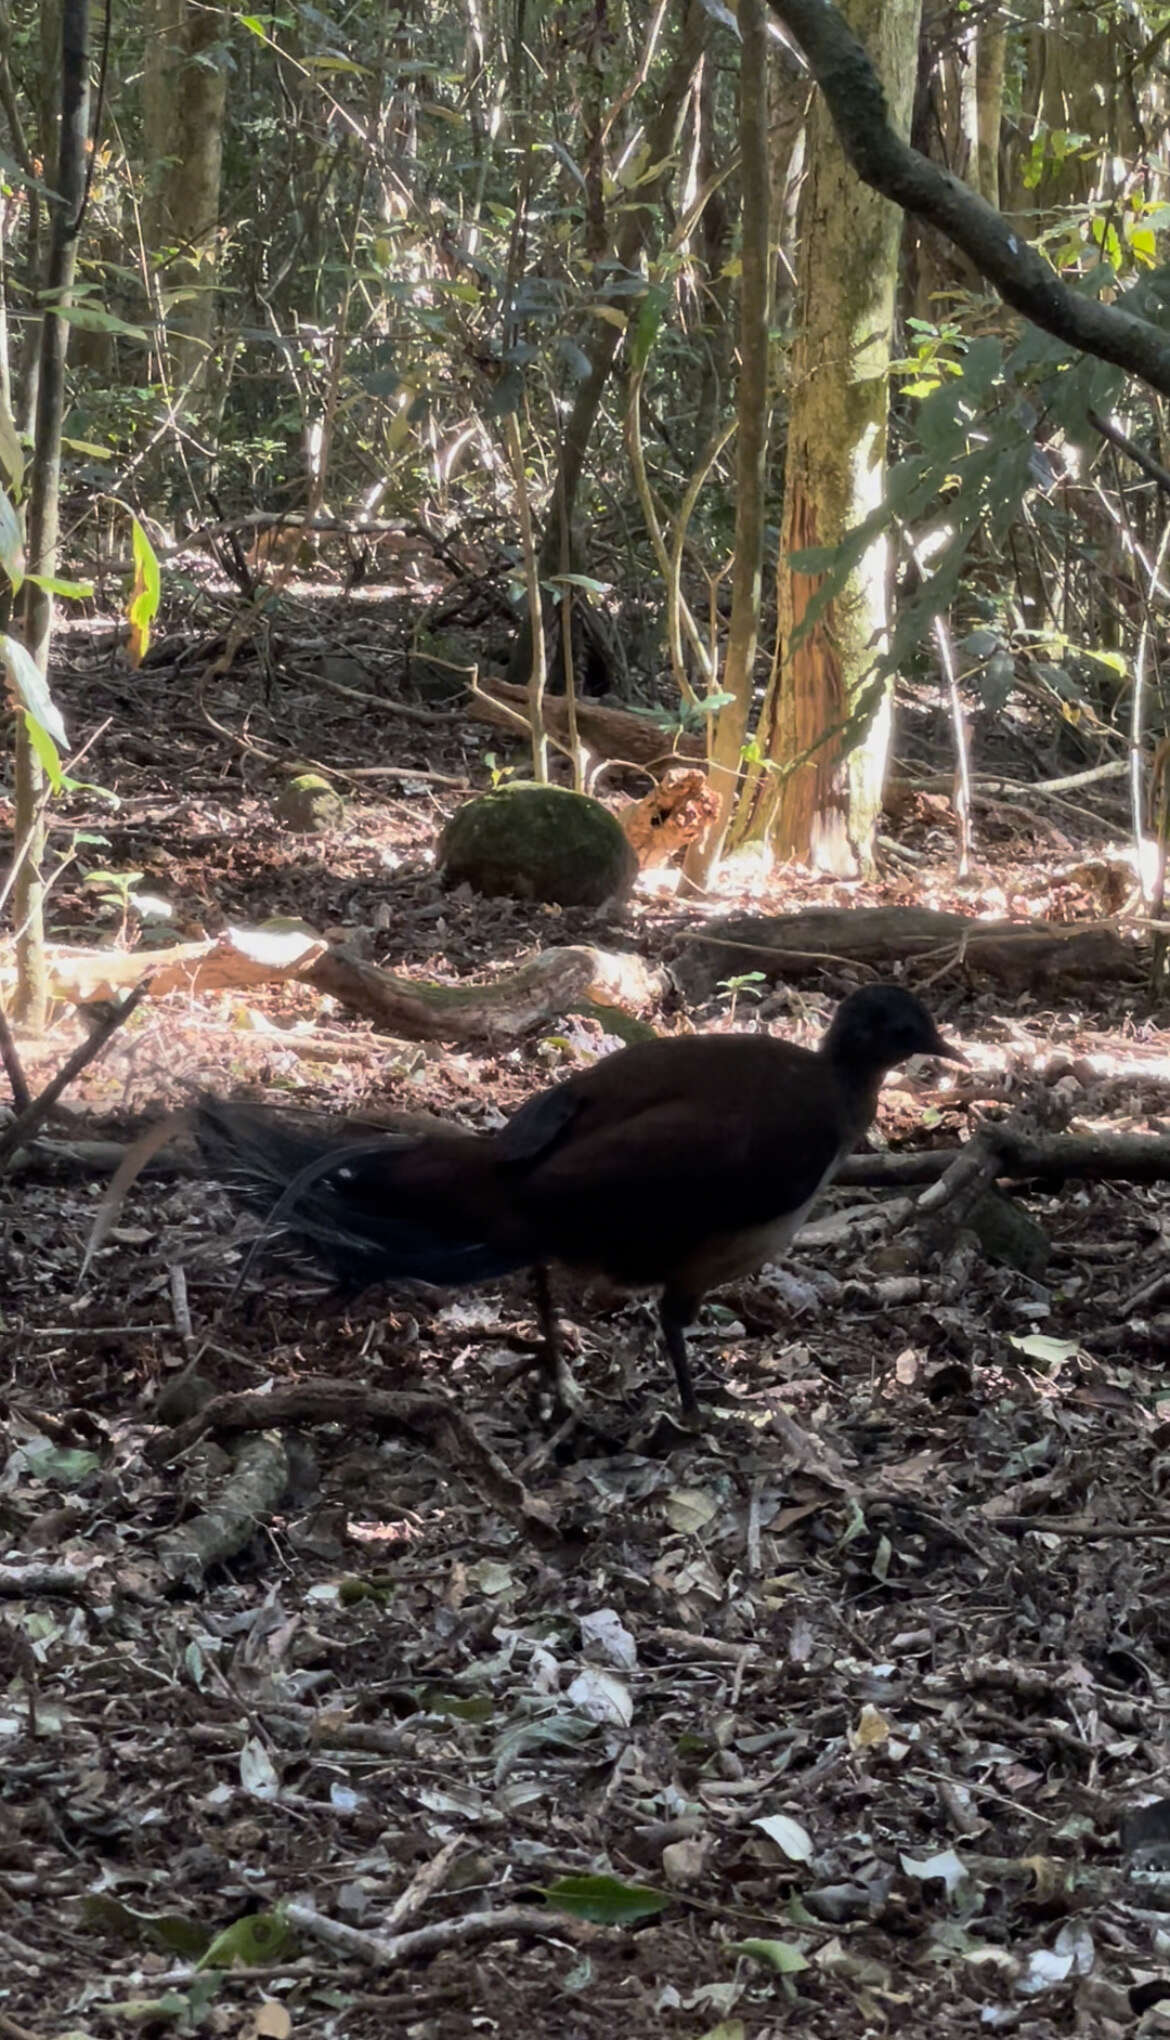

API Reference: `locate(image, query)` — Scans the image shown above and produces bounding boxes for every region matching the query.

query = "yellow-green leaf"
[2,633,67,746]
[542,1874,669,1925]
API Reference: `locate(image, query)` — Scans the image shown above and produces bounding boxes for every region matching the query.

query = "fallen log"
[304,942,663,1042]
[466,672,704,768]
[675,903,1144,996]
[2,925,665,1045]
[145,1377,560,1545]
[836,1130,1170,1189]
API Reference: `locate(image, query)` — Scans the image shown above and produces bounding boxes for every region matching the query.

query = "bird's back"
[500,1031,869,1289]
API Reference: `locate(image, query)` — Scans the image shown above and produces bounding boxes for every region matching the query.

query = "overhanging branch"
[766,0,1170,399]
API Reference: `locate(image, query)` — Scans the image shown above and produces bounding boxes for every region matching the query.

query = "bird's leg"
[532,1264,582,1417]
[659,1288,700,1419]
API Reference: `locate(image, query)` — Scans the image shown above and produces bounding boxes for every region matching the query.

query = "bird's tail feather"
[193,1097,525,1293]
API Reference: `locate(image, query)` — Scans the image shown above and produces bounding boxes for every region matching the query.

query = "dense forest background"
[1,2,1170,2035]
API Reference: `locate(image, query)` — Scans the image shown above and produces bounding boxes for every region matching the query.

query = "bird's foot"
[633,1403,706,1455]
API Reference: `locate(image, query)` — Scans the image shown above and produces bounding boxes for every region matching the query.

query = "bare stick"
[0,999,31,1111]
[283,1900,595,1970]
[0,978,152,1172]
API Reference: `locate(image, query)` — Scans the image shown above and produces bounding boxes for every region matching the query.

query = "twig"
[0,999,31,1111]
[283,1900,594,1970]
[297,655,462,727]
[384,1838,465,1932]
[0,1563,104,1598]
[156,1432,290,1590]
[909,1126,1007,1225]
[1088,407,1170,497]
[0,979,152,1172]
[0,2008,47,2040]
[838,1129,1170,1189]
[897,523,975,876]
[169,1263,194,1349]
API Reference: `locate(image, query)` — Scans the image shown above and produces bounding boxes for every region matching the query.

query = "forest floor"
[1,556,1169,2039]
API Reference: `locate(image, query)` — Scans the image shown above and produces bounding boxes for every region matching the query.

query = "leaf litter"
[0,590,1168,2035]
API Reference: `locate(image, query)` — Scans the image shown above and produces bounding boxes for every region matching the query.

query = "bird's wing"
[516,1091,848,1285]
[494,1081,584,1165]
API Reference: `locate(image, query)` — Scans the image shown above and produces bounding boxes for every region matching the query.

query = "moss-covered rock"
[273,773,345,834]
[439,783,637,908]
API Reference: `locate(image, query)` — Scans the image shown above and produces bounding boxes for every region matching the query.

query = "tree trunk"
[730,0,923,877]
[687,0,771,880]
[1002,0,1151,230]
[142,0,227,394]
[505,1,712,686]
[975,21,1006,211]
[11,0,89,1028]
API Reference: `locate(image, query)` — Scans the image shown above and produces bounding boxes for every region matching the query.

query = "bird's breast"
[672,1198,819,1293]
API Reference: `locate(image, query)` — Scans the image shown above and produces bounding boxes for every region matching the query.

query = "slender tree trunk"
[730,0,923,876]
[505,1,712,686]
[687,0,771,881]
[689,51,732,463]
[143,0,226,395]
[975,21,1006,211]
[11,0,89,1027]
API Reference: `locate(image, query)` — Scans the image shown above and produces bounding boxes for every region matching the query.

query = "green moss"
[273,774,345,833]
[439,783,637,908]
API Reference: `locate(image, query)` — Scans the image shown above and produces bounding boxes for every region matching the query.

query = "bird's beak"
[930,1031,968,1066]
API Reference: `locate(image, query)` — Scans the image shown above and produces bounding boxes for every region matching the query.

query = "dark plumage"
[188,983,964,1417]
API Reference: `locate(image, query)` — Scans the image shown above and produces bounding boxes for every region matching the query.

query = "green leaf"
[61,435,114,460]
[22,1442,100,1484]
[84,869,144,891]
[55,305,151,341]
[418,1689,494,1723]
[80,1893,211,1957]
[127,517,161,664]
[0,395,23,490]
[541,1874,670,1926]
[26,574,93,599]
[546,573,611,597]
[1008,1333,1081,1368]
[628,284,668,373]
[199,1911,292,1969]
[23,713,65,789]
[732,1937,809,1973]
[2,634,68,746]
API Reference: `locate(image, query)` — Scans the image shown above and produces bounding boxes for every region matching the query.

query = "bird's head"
[823,984,966,1080]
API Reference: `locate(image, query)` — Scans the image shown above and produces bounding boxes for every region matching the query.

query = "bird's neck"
[820,1048,889,1135]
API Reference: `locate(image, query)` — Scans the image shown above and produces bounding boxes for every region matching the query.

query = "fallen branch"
[2,1137,198,1181]
[145,1378,561,1545]
[0,1001,30,1111]
[303,943,663,1043]
[0,1563,106,1598]
[677,904,1144,994]
[465,672,704,769]
[4,927,664,1046]
[907,1133,1005,1218]
[283,1899,599,1971]
[836,1130,1170,1190]
[156,1430,290,1589]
